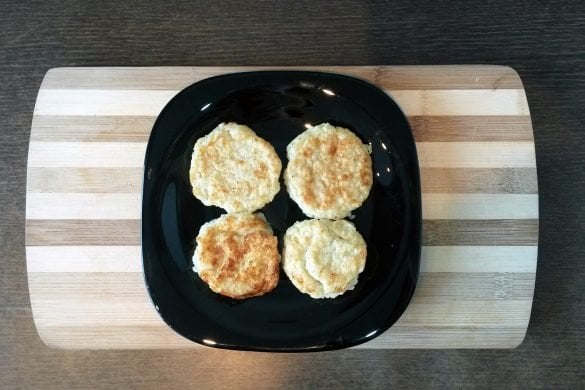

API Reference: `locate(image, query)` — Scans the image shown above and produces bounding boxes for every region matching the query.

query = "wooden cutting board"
[25,66,538,349]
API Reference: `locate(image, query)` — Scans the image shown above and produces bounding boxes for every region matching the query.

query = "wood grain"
[25,219,538,247]
[27,167,144,193]
[27,141,536,168]
[421,194,538,219]
[34,88,529,116]
[27,272,533,309]
[30,116,156,142]
[27,167,538,194]
[25,220,141,246]
[30,115,533,143]
[28,142,147,167]
[421,168,538,194]
[422,220,538,246]
[26,246,538,274]
[25,193,537,220]
[416,142,536,168]
[38,66,525,91]
[25,66,538,350]
[409,116,534,141]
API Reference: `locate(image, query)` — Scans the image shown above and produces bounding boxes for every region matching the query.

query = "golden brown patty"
[284,123,373,219]
[192,213,279,299]
[189,122,282,213]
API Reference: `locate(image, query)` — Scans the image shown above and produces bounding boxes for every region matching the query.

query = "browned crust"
[290,126,373,213]
[196,214,280,299]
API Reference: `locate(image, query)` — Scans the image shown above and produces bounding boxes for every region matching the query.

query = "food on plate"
[282,219,367,299]
[284,123,373,219]
[189,122,282,213]
[192,213,280,299]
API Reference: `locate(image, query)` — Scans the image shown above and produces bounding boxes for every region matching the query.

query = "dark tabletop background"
[1,1,585,388]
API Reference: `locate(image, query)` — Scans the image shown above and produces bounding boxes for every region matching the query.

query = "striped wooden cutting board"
[25,66,538,349]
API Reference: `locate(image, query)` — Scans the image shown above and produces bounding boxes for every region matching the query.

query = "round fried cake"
[192,213,280,299]
[284,123,373,219]
[282,219,367,299]
[189,122,281,213]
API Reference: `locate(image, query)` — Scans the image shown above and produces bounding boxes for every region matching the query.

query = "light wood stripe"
[28,142,147,168]
[28,270,530,328]
[421,168,538,194]
[422,194,538,219]
[27,166,538,194]
[390,90,529,116]
[41,66,524,91]
[420,246,538,273]
[417,142,536,168]
[423,219,538,246]
[26,193,141,220]
[27,167,143,193]
[394,301,532,328]
[25,193,537,220]
[30,115,533,143]
[367,327,528,349]
[27,246,142,272]
[26,245,537,274]
[34,325,528,349]
[25,220,141,246]
[396,300,531,327]
[25,219,538,246]
[35,89,529,117]
[28,141,535,168]
[34,89,177,117]
[27,272,533,303]
[410,116,533,141]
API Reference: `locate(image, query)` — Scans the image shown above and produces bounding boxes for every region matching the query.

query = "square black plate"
[142,71,422,352]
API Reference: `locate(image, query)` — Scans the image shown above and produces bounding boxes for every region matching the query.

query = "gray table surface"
[1,1,585,388]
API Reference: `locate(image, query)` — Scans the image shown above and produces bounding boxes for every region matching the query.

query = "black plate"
[142,71,422,352]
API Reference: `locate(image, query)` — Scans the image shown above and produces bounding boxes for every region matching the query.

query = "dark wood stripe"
[415,273,535,301]
[41,66,524,90]
[27,167,143,193]
[25,220,141,246]
[421,168,538,194]
[410,116,533,141]
[30,116,154,142]
[423,219,539,246]
[25,219,538,246]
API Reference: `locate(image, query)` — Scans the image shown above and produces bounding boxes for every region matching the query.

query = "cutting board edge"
[25,65,539,350]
